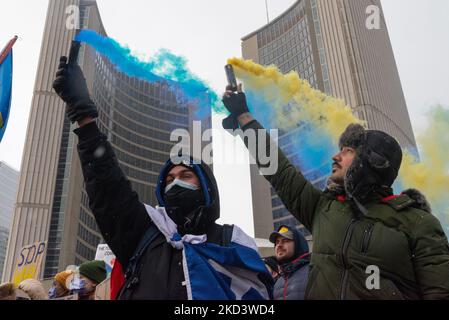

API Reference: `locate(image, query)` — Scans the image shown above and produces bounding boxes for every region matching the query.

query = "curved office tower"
[242,0,416,239]
[3,0,211,281]
[0,162,19,280]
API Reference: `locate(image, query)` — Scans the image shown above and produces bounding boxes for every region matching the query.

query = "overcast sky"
[0,0,448,236]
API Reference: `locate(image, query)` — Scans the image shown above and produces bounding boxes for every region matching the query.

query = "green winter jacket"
[243,120,449,300]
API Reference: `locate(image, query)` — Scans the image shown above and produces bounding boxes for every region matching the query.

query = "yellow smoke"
[399,106,449,225]
[227,57,362,140]
[228,58,449,227]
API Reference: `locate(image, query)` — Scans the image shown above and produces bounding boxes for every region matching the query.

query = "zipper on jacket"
[340,219,359,300]
[360,223,374,254]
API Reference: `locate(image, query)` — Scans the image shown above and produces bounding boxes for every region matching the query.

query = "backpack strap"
[222,224,234,247]
[118,223,234,298]
[125,222,160,278]
[118,222,160,297]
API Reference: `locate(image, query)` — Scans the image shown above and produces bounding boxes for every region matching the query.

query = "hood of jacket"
[401,188,432,213]
[155,156,220,234]
[276,226,309,266]
[339,124,403,201]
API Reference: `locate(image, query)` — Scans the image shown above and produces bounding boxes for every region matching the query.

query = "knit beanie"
[54,270,73,290]
[79,260,107,284]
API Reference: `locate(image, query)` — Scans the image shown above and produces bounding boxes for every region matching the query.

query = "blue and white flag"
[144,204,273,300]
[0,36,16,142]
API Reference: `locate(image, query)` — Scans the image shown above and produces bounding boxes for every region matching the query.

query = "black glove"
[222,92,249,118]
[52,56,98,123]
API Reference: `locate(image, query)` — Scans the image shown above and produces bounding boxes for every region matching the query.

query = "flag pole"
[0,36,18,65]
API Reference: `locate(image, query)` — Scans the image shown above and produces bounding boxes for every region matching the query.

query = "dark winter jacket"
[273,227,310,300]
[274,254,310,300]
[242,120,449,300]
[74,122,230,300]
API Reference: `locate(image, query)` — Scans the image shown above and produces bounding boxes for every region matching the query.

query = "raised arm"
[222,86,323,231]
[53,56,151,269]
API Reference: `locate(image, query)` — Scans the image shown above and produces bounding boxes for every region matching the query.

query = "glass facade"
[244,0,418,240]
[43,115,73,278]
[0,162,19,280]
[249,0,328,237]
[258,1,318,88]
[43,3,91,278]
[272,127,328,235]
[0,162,19,229]
[73,52,202,265]
[310,0,331,94]
[0,227,8,279]
[42,1,212,276]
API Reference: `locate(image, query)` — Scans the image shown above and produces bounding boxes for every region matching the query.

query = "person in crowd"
[269,225,310,300]
[0,282,30,300]
[48,269,74,299]
[18,279,48,300]
[52,55,272,300]
[222,84,449,299]
[73,260,107,300]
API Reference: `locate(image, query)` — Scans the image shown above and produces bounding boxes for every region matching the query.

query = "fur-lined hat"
[339,124,403,199]
[0,282,31,300]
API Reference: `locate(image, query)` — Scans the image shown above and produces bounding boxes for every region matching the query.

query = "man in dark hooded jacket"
[52,56,272,300]
[269,225,310,300]
[222,85,449,300]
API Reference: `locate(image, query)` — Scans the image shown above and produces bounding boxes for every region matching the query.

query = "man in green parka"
[222,85,449,300]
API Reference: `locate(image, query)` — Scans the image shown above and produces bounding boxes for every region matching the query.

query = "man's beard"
[326,177,346,195]
[276,252,295,265]
[329,174,344,186]
[330,162,345,185]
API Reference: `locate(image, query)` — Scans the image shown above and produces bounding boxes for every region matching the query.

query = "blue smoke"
[75,30,224,118]
[74,30,335,187]
[246,89,334,186]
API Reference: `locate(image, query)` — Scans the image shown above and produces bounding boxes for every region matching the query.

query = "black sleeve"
[74,121,151,269]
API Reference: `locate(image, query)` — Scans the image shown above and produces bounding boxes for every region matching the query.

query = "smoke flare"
[75,29,224,118]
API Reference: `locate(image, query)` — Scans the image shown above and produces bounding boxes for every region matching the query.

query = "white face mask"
[165,178,199,194]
